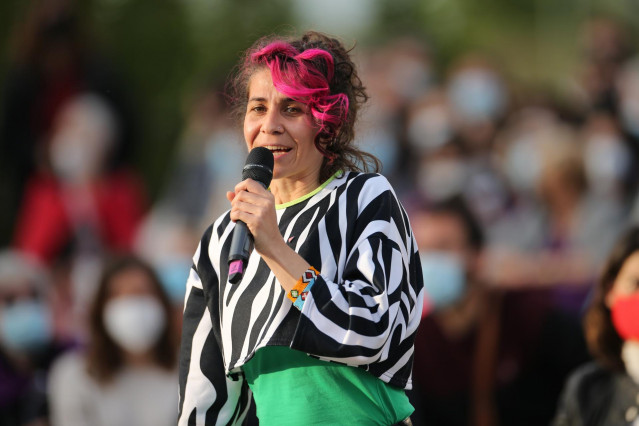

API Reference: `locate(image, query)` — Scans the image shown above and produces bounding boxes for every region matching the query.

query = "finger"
[244,178,269,193]
[232,199,264,216]
[234,178,269,195]
[232,190,272,207]
[231,209,256,227]
[226,191,235,202]
[229,208,241,223]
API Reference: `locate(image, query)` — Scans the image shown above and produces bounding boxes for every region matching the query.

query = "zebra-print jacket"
[178,172,424,425]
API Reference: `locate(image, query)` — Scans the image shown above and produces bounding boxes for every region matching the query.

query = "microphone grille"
[242,147,274,187]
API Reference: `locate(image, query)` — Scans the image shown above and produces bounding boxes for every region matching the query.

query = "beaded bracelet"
[288,266,319,311]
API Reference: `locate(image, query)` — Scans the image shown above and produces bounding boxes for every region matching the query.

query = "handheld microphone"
[228,147,274,284]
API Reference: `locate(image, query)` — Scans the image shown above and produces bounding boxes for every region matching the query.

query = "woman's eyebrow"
[247,96,301,105]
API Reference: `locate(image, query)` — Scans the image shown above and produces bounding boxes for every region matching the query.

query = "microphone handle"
[227,180,267,284]
[228,220,253,284]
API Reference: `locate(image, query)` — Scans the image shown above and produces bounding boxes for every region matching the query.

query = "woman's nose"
[262,110,284,135]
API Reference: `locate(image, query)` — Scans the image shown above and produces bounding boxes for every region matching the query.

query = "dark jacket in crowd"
[554,362,639,426]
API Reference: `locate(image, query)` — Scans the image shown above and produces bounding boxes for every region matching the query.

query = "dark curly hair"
[583,227,639,372]
[229,31,380,183]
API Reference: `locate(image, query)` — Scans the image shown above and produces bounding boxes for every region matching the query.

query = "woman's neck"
[622,340,639,385]
[270,174,321,205]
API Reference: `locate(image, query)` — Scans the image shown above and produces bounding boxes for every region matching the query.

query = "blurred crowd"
[1,1,639,425]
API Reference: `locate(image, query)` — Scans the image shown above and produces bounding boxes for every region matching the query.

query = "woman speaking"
[178,32,423,426]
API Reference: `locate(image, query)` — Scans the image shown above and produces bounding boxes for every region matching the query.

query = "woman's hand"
[227,179,282,257]
[227,178,311,292]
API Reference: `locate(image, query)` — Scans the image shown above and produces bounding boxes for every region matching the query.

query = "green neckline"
[275,172,340,210]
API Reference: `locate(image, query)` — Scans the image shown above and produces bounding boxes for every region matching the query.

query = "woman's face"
[607,251,639,307]
[103,266,167,356]
[243,68,324,183]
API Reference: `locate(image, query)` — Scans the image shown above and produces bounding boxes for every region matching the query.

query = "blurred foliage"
[89,0,295,198]
[1,0,637,200]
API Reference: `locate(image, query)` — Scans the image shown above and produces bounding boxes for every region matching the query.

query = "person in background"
[48,255,178,426]
[0,250,66,426]
[554,226,639,426]
[410,197,589,426]
[409,197,498,426]
[486,121,624,315]
[13,92,147,342]
[0,0,136,245]
[13,92,146,266]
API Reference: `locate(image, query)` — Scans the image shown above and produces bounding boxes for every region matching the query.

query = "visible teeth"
[264,145,291,152]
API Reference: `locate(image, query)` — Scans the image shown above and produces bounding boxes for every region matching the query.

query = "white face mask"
[103,296,166,354]
[448,69,506,123]
[622,340,639,385]
[503,135,543,193]
[583,134,630,193]
[388,57,432,102]
[417,158,467,201]
[407,106,453,154]
[49,94,116,182]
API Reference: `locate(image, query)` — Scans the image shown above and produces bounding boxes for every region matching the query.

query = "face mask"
[205,130,245,182]
[621,341,639,384]
[611,293,639,341]
[420,252,466,312]
[365,129,399,176]
[0,300,52,353]
[157,260,190,304]
[407,107,453,153]
[388,58,432,102]
[417,159,467,201]
[583,135,630,193]
[50,96,115,182]
[103,296,166,354]
[464,169,508,222]
[503,135,543,192]
[50,136,96,181]
[448,70,505,123]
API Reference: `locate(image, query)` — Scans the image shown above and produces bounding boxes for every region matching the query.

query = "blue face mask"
[364,129,399,176]
[0,300,52,353]
[419,252,466,311]
[157,259,191,304]
[448,70,505,123]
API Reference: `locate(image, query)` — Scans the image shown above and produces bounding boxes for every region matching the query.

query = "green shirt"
[242,346,413,425]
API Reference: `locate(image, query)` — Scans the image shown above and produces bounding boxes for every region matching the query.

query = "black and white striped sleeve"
[178,236,251,426]
[291,174,423,388]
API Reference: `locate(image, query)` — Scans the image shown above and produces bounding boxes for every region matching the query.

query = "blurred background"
[0,0,638,425]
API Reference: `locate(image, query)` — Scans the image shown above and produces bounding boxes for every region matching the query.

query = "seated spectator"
[554,227,639,425]
[0,249,67,426]
[48,255,178,426]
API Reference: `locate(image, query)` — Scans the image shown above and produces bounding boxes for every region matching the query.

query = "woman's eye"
[251,105,266,113]
[285,106,301,114]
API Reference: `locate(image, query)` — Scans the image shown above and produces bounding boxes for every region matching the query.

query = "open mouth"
[264,145,292,157]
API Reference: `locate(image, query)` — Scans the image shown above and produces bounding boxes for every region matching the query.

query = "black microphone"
[228,147,274,284]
